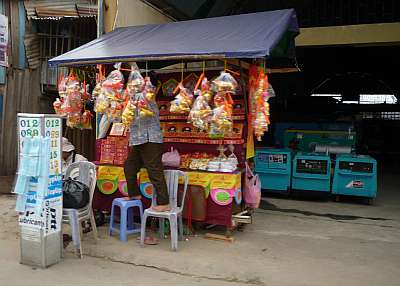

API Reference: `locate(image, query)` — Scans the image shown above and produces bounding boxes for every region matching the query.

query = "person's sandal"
[136,236,159,245]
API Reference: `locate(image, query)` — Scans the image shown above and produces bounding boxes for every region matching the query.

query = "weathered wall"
[0,0,52,176]
[104,0,172,32]
[0,68,52,175]
[297,23,400,47]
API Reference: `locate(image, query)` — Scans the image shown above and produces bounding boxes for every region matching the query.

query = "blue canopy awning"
[49,9,299,67]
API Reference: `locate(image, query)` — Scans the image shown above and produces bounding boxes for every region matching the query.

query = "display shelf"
[163,138,244,145]
[160,115,246,121]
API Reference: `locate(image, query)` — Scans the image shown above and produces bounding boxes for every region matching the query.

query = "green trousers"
[124,143,169,205]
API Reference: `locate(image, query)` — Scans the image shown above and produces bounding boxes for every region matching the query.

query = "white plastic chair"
[62,161,98,258]
[140,170,188,251]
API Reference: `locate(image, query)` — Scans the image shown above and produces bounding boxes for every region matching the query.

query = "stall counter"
[93,165,242,227]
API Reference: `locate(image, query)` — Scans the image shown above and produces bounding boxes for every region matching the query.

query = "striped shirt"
[129,96,163,146]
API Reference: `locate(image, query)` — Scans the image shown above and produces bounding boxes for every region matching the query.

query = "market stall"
[49,9,299,230]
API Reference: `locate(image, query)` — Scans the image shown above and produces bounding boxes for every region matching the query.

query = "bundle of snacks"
[180,154,192,169]
[94,91,109,114]
[188,78,213,131]
[144,77,156,102]
[122,71,156,126]
[121,101,136,126]
[169,83,193,114]
[187,152,213,170]
[135,92,155,118]
[253,70,273,141]
[81,110,93,129]
[54,73,85,128]
[210,91,233,136]
[101,67,125,101]
[125,69,145,97]
[212,71,238,94]
[94,64,125,121]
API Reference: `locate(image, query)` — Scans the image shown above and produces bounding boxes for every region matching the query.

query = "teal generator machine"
[255,148,292,193]
[332,154,377,201]
[283,129,356,152]
[292,152,331,192]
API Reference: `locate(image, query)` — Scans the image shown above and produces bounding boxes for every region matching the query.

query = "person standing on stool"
[124,84,170,212]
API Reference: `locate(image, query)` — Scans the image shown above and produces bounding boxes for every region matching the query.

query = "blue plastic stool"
[109,198,143,242]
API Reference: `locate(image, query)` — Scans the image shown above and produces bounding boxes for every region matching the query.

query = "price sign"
[18,117,41,151]
[17,115,63,236]
[45,118,61,176]
[44,117,62,236]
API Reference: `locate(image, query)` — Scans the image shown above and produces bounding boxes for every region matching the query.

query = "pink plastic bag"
[162,147,181,167]
[244,162,261,209]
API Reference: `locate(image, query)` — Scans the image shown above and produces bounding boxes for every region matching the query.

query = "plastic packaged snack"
[201,77,213,102]
[121,101,136,126]
[144,77,156,102]
[212,71,238,94]
[210,90,233,136]
[55,73,86,128]
[126,69,145,97]
[107,100,124,120]
[136,92,154,118]
[81,110,93,129]
[66,112,82,129]
[58,76,68,98]
[253,70,272,141]
[188,90,212,131]
[169,83,193,114]
[53,98,65,116]
[94,92,110,114]
[66,89,82,113]
[95,64,125,119]
[92,82,102,98]
[210,105,233,135]
[102,67,124,100]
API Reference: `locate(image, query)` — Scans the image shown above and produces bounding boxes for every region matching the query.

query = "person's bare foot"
[123,196,142,200]
[152,204,171,212]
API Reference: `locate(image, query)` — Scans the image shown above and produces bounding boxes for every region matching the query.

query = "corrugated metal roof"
[24,0,97,19]
[24,32,41,69]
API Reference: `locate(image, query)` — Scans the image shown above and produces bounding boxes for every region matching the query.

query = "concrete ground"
[0,171,399,286]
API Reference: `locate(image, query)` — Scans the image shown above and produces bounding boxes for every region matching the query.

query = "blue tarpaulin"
[49,9,299,67]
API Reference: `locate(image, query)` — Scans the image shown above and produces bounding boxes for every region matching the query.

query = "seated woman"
[62,137,87,176]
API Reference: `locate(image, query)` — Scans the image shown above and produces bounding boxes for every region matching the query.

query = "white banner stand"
[17,113,63,268]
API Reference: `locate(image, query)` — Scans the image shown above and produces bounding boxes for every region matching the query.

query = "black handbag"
[62,178,90,209]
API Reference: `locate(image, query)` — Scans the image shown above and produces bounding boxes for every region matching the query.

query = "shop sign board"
[17,115,63,236]
[0,14,8,67]
[17,114,62,268]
